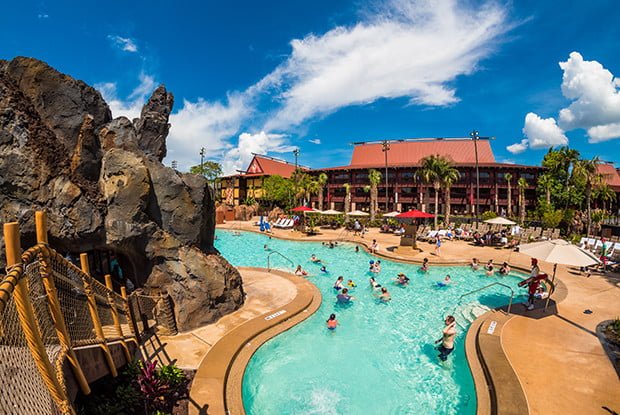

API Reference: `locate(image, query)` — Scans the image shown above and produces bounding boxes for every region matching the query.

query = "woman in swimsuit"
[326,314,338,330]
[333,276,344,290]
[294,265,308,276]
[420,258,429,272]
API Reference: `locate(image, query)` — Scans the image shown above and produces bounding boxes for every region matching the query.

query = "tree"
[415,155,453,229]
[262,175,293,208]
[593,183,616,213]
[517,178,527,225]
[316,172,328,211]
[537,174,553,205]
[368,169,382,221]
[343,183,351,214]
[505,173,512,217]
[189,161,222,182]
[441,165,460,227]
[573,156,601,235]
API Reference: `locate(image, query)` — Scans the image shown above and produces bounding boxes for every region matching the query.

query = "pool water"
[215,230,527,415]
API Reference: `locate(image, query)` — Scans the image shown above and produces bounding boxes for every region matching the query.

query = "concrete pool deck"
[214,221,620,415]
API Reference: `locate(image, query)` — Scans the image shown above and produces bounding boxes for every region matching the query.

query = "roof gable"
[597,163,620,190]
[349,139,495,167]
[245,155,299,178]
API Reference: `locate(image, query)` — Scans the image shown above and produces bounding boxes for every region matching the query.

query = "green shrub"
[481,211,497,220]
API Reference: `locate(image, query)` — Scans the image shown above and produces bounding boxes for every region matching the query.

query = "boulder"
[234,204,257,221]
[0,57,244,331]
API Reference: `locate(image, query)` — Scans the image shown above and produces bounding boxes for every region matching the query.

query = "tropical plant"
[481,211,498,221]
[505,172,513,217]
[137,360,189,414]
[189,160,223,182]
[593,183,616,213]
[415,154,452,229]
[262,175,293,208]
[343,183,352,214]
[517,177,527,225]
[541,208,564,229]
[441,165,460,227]
[368,169,382,221]
[573,156,602,235]
[316,172,328,211]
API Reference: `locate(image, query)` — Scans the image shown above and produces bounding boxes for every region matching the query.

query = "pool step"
[456,303,492,328]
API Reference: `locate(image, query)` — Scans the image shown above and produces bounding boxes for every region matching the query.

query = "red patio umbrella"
[292,206,315,212]
[395,209,435,219]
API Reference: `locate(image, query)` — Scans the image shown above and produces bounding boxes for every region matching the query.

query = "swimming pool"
[215,230,527,415]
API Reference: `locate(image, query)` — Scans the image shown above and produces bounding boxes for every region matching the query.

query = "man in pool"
[434,315,457,361]
[336,288,354,303]
[310,254,321,263]
[374,287,391,302]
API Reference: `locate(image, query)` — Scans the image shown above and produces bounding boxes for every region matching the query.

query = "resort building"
[313,138,544,216]
[219,154,305,206]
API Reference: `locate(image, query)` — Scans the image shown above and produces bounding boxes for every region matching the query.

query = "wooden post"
[105,274,132,362]
[121,287,142,356]
[4,222,75,414]
[35,211,91,395]
[80,253,118,377]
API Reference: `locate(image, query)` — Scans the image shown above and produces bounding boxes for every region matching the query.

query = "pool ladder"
[267,250,295,271]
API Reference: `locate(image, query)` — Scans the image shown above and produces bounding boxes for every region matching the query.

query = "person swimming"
[294,265,308,276]
[395,273,410,286]
[347,279,357,287]
[369,277,382,291]
[374,287,391,302]
[320,266,328,273]
[326,313,338,330]
[499,262,511,275]
[333,276,344,290]
[485,260,494,276]
[420,258,429,272]
[310,254,321,263]
[336,288,354,303]
[470,258,479,271]
[355,246,360,253]
[437,275,452,287]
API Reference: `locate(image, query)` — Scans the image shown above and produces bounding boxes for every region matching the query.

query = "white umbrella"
[382,211,401,217]
[346,210,369,216]
[320,209,343,215]
[518,239,600,310]
[484,216,516,225]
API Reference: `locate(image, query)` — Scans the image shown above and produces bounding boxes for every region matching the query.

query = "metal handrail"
[267,250,295,271]
[457,282,515,314]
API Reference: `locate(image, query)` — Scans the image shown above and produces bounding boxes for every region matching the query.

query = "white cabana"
[382,211,401,217]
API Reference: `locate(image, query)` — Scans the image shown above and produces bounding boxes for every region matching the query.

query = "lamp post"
[381,140,390,212]
[199,147,205,175]
[293,148,300,205]
[470,130,480,218]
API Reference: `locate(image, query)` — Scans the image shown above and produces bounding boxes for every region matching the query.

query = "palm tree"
[441,166,460,227]
[517,178,527,225]
[505,173,512,217]
[537,174,553,205]
[593,183,616,213]
[368,169,382,221]
[305,179,321,207]
[343,183,352,214]
[415,155,451,229]
[316,172,328,211]
[573,156,601,235]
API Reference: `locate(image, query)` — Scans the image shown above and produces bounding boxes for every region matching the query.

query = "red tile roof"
[597,162,620,190]
[349,139,495,167]
[244,155,300,178]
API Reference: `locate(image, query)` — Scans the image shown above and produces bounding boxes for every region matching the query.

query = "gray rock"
[134,85,173,161]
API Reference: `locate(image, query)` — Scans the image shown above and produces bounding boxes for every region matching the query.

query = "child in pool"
[333,276,344,290]
[420,258,429,272]
[369,277,382,291]
[294,265,308,276]
[499,262,511,275]
[437,275,452,287]
[310,254,322,263]
[326,314,338,330]
[347,279,357,288]
[395,273,410,286]
[320,266,328,273]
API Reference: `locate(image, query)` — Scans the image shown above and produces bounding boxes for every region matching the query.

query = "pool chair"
[273,218,285,227]
[277,218,293,229]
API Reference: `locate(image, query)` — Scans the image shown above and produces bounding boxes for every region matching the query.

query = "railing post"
[121,287,141,346]
[4,222,75,414]
[80,253,118,377]
[105,274,132,363]
[35,211,91,395]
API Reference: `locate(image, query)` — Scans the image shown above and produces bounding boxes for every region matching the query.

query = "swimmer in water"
[374,287,391,302]
[336,288,354,303]
[470,258,479,271]
[369,277,382,291]
[437,275,452,287]
[347,279,357,288]
[420,258,429,272]
[326,313,338,330]
[355,246,360,253]
[499,262,511,275]
[320,266,328,273]
[263,244,269,251]
[310,254,321,263]
[485,260,494,276]
[294,265,308,276]
[333,276,344,290]
[395,273,410,286]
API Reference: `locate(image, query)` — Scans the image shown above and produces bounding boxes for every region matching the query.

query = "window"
[355,187,368,197]
[479,188,491,198]
[520,173,536,181]
[400,172,414,181]
[333,187,346,196]
[400,187,415,195]
[333,173,350,182]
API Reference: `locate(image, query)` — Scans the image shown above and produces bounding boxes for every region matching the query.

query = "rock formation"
[0,57,244,331]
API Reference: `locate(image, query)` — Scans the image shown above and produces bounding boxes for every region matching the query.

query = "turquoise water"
[215,230,526,415]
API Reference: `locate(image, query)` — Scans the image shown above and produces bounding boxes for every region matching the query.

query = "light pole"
[199,147,205,175]
[381,140,390,212]
[470,130,480,219]
[171,160,178,170]
[293,148,300,205]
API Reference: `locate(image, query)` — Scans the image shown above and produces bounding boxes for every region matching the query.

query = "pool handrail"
[267,250,295,271]
[457,282,515,314]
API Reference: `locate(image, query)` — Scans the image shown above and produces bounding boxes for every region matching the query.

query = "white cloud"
[166,95,250,170]
[557,52,620,142]
[308,138,321,144]
[521,112,568,149]
[258,0,510,131]
[220,132,296,175]
[108,35,138,53]
[37,14,49,19]
[95,73,156,121]
[506,138,528,154]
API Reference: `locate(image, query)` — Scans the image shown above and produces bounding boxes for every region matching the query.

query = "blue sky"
[2,0,620,174]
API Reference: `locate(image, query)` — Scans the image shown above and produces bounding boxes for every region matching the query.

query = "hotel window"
[333,173,350,182]
[451,188,467,198]
[479,188,491,198]
[400,187,415,195]
[333,187,346,196]
[400,172,414,182]
[520,173,536,181]
[479,172,491,184]
[355,187,368,197]
[354,172,368,182]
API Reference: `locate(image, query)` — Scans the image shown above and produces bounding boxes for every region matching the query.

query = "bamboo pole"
[104,274,132,362]
[35,211,91,395]
[121,286,142,355]
[79,253,118,377]
[4,222,75,414]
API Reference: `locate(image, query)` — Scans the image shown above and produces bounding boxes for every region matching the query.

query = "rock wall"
[0,57,244,332]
